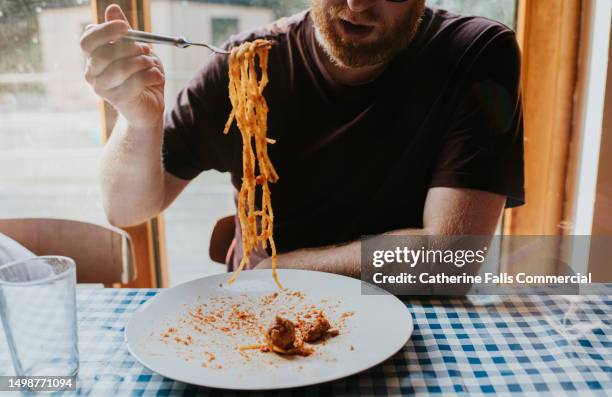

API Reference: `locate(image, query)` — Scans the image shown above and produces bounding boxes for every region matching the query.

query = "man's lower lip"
[337,19,374,40]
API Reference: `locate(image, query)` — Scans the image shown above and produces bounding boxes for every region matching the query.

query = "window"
[211,17,239,46]
[428,0,517,29]
[0,1,106,225]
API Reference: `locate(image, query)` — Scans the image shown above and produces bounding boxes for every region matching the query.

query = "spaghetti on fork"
[223,39,282,289]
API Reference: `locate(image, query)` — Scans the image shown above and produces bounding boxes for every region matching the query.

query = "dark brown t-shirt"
[163,7,525,265]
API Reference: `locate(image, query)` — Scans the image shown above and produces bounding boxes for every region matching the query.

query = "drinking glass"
[0,256,79,376]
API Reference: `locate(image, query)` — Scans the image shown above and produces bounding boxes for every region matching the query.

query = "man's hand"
[80,4,165,130]
[80,5,187,228]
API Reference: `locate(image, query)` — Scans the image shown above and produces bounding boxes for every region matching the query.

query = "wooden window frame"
[504,0,583,236]
[90,0,168,288]
[571,0,612,237]
[507,0,611,235]
[592,15,612,237]
[504,0,612,280]
[586,1,611,281]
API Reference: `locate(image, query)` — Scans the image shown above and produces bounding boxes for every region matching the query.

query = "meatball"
[302,315,331,342]
[267,316,296,350]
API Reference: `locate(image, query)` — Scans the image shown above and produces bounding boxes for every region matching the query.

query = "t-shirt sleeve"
[162,51,236,180]
[429,28,525,208]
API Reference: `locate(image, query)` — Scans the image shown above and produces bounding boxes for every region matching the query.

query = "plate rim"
[125,269,413,391]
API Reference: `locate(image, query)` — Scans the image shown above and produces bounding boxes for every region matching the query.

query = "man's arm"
[100,117,189,227]
[80,4,189,227]
[255,187,505,277]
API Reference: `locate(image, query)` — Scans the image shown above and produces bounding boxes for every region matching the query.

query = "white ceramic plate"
[125,269,412,390]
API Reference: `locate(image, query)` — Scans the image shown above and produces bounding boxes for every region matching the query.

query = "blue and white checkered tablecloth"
[0,288,610,396]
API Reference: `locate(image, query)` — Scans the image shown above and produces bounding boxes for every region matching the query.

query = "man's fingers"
[103,67,164,104]
[84,58,94,84]
[88,40,148,77]
[80,4,131,55]
[80,20,129,55]
[93,55,158,91]
[105,4,130,24]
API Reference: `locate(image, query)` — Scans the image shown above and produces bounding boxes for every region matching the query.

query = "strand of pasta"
[224,40,282,289]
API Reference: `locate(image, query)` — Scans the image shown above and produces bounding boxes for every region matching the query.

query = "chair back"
[209,215,236,265]
[0,218,136,284]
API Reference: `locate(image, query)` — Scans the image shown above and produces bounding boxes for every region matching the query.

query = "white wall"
[572,0,612,237]
[568,0,611,275]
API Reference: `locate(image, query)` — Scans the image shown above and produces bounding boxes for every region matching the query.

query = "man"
[80,0,524,278]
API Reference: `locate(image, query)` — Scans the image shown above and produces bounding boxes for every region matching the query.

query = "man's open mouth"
[338,19,375,40]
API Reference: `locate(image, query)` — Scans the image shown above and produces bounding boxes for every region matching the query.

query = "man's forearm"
[257,188,504,278]
[272,240,361,277]
[100,116,165,227]
[270,228,429,277]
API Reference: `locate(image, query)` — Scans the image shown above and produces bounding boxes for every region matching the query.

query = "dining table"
[0,286,610,396]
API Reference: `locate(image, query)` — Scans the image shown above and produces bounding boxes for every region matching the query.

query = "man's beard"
[311,1,425,68]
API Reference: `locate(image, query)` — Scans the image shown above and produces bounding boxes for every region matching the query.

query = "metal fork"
[125,29,231,54]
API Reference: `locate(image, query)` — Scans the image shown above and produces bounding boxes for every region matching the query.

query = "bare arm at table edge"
[80,4,189,227]
[254,187,506,278]
[100,117,189,227]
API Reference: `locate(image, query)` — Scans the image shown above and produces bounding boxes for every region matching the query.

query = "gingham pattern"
[0,288,610,396]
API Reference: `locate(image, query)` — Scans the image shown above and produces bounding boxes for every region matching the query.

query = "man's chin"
[315,26,389,68]
[330,53,385,69]
[329,44,392,68]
